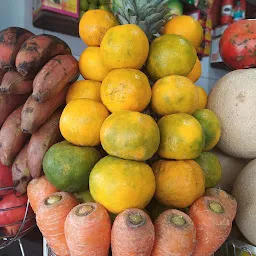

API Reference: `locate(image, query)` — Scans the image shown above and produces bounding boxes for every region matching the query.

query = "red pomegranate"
[219,19,256,70]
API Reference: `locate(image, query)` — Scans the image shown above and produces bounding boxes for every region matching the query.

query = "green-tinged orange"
[100,111,160,161]
[153,159,205,208]
[100,24,149,70]
[89,155,156,214]
[193,109,221,151]
[157,113,205,160]
[146,34,197,81]
[101,69,151,112]
[43,141,101,192]
[195,152,222,188]
[151,75,198,116]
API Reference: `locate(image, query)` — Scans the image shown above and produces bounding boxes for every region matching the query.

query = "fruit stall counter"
[1,1,256,256]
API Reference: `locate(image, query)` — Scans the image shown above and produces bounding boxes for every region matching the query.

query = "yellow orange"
[79,9,119,46]
[187,57,202,83]
[196,86,208,110]
[163,15,203,48]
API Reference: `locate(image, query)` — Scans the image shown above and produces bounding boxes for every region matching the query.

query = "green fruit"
[43,141,101,193]
[80,0,89,11]
[99,4,110,11]
[167,0,183,16]
[88,0,99,5]
[195,152,222,188]
[88,3,98,10]
[73,190,95,203]
[99,0,109,4]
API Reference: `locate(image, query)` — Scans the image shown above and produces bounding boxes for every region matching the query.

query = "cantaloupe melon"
[232,159,256,246]
[207,69,256,159]
[212,148,250,193]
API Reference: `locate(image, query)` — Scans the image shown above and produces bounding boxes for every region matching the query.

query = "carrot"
[65,202,111,256]
[0,27,34,71]
[16,34,71,76]
[151,209,196,256]
[27,176,58,213]
[204,188,237,221]
[0,105,29,166]
[0,70,33,94]
[111,208,155,256]
[27,109,62,178]
[32,54,79,103]
[21,88,67,134]
[36,192,78,256]
[189,196,232,256]
[0,93,28,127]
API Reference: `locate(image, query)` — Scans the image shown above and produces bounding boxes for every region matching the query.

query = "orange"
[193,109,221,151]
[79,47,112,82]
[196,86,207,110]
[89,155,156,214]
[101,69,151,112]
[66,80,101,104]
[60,99,109,146]
[100,24,149,70]
[163,15,203,48]
[153,159,205,208]
[157,113,205,160]
[146,34,197,81]
[79,9,119,46]
[151,75,198,116]
[187,57,202,83]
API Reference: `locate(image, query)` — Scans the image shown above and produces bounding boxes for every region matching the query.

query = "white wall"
[0,0,228,92]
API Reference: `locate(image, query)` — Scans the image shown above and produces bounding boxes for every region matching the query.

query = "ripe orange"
[79,47,112,82]
[153,159,205,208]
[101,69,151,112]
[79,10,119,46]
[187,57,202,83]
[163,15,203,48]
[196,86,208,110]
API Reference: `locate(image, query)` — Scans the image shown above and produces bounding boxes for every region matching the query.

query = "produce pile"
[0,1,256,256]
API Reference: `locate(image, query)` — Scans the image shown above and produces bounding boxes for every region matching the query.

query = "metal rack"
[0,186,36,255]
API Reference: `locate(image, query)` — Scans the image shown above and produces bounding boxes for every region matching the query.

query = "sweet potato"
[12,144,31,194]
[0,70,33,94]
[0,105,29,166]
[21,88,67,134]
[15,34,71,76]
[0,69,6,83]
[0,27,34,71]
[32,54,79,103]
[0,94,28,127]
[27,109,63,178]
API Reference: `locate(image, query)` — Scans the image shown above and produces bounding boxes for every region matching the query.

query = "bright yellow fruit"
[151,75,198,116]
[187,57,202,83]
[163,15,203,48]
[158,113,205,160]
[89,155,156,214]
[100,24,149,70]
[153,159,205,208]
[146,34,197,81]
[101,69,151,112]
[79,46,112,81]
[60,99,109,146]
[79,9,119,46]
[196,86,208,110]
[66,80,101,104]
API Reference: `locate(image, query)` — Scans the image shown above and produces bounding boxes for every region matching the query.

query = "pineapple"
[110,0,171,41]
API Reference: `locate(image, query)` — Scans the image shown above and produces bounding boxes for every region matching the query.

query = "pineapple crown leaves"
[113,0,171,41]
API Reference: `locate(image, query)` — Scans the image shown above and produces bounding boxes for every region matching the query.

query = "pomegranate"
[219,19,256,70]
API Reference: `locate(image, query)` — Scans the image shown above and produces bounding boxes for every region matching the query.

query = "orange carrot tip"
[151,209,196,256]
[111,208,155,256]
[36,192,78,256]
[27,175,58,213]
[65,202,111,256]
[204,187,237,221]
[189,196,232,256]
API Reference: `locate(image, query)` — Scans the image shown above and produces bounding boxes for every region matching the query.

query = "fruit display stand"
[0,186,36,255]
